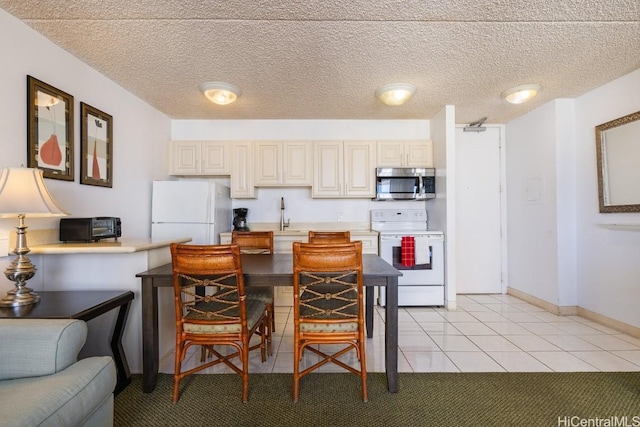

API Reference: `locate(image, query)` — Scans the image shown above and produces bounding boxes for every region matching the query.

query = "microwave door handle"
[417,176,423,195]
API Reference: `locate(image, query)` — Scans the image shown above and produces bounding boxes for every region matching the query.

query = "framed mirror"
[595,110,640,213]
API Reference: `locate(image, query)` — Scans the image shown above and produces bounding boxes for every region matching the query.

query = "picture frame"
[80,102,113,188]
[27,75,74,181]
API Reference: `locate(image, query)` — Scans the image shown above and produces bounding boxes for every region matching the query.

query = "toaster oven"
[59,217,121,242]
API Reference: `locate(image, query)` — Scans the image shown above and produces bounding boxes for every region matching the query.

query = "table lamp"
[0,167,68,307]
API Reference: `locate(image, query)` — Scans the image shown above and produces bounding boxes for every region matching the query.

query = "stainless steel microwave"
[374,167,436,201]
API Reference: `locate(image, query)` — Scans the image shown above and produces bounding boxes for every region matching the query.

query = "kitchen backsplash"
[231,187,428,225]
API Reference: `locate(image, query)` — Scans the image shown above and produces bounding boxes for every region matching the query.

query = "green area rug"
[115,372,640,426]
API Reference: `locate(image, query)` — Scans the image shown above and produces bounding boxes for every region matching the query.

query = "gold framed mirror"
[595,110,640,213]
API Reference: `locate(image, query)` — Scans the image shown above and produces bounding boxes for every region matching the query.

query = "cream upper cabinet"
[312,141,376,198]
[376,140,433,168]
[254,141,312,186]
[170,140,230,175]
[230,141,255,198]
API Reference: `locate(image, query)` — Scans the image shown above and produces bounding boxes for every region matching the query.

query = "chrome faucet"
[280,197,290,231]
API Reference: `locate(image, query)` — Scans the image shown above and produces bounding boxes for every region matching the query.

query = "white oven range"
[371,209,445,306]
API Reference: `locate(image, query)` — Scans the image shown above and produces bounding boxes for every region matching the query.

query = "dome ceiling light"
[375,83,416,106]
[199,82,241,105]
[501,84,541,104]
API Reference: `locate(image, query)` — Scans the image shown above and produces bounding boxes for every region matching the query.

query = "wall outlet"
[337,212,344,222]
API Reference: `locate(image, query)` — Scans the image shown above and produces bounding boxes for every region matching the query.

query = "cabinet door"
[312,141,343,197]
[254,141,282,186]
[405,140,434,167]
[170,141,200,175]
[283,141,312,185]
[344,141,376,197]
[230,141,255,198]
[376,141,404,167]
[351,234,379,254]
[201,141,230,175]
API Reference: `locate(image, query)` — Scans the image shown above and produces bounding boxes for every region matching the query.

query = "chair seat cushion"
[183,299,267,334]
[246,287,274,304]
[300,321,358,332]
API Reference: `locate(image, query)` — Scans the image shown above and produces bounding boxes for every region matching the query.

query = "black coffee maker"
[233,208,249,231]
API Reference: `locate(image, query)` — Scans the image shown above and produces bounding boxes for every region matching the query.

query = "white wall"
[0,9,171,292]
[172,119,434,227]
[574,68,640,327]
[506,68,640,328]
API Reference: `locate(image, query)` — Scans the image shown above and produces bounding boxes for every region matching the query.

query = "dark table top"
[0,290,134,320]
[136,253,401,287]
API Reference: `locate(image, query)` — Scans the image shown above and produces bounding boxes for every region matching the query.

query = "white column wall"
[505,101,561,304]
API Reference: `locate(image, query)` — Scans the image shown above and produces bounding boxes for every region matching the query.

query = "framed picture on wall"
[80,102,113,188]
[27,75,74,181]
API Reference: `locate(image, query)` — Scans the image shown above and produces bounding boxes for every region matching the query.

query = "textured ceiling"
[1,1,639,124]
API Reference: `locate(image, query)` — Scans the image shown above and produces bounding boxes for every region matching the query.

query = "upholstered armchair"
[0,318,117,427]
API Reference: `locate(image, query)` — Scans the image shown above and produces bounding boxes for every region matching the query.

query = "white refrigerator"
[151,181,232,245]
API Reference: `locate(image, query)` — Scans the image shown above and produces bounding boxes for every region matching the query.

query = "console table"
[0,290,134,394]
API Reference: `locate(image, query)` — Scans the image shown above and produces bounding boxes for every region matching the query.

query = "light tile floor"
[159,294,640,374]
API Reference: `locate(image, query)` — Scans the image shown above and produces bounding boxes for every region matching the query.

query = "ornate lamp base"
[0,287,40,307]
[0,215,40,307]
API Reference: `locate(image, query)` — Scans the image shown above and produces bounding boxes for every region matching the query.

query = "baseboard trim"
[506,287,640,339]
[576,306,640,339]
[506,287,577,315]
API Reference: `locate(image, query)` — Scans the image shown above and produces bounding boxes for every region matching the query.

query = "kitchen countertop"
[221,222,378,237]
[29,237,192,254]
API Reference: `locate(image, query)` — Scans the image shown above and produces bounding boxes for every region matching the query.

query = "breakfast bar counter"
[29,238,191,254]
[12,237,192,375]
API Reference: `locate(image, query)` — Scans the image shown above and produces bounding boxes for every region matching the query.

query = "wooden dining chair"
[170,243,268,403]
[291,241,367,402]
[307,230,351,244]
[231,231,276,353]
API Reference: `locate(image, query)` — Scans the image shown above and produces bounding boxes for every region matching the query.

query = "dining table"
[136,253,401,393]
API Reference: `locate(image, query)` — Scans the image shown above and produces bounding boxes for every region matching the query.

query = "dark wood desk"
[136,253,401,393]
[0,290,134,394]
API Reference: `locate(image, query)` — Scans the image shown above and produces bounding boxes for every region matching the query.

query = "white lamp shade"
[375,83,416,106]
[0,168,69,218]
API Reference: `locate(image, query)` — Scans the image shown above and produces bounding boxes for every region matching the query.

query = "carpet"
[115,372,640,426]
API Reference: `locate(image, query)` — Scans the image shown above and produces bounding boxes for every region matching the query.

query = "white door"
[455,127,503,293]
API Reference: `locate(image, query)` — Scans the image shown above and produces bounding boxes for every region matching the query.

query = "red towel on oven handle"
[401,236,415,267]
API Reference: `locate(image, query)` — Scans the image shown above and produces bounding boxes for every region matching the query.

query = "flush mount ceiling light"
[501,84,541,104]
[375,83,416,106]
[199,82,241,105]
